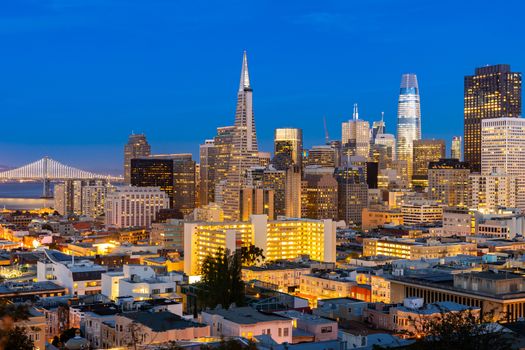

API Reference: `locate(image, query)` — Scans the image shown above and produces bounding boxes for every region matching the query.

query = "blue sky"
[0,0,523,174]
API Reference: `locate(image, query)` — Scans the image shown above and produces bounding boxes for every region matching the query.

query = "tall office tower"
[481,117,525,209]
[81,183,115,218]
[371,112,386,144]
[223,51,260,221]
[131,154,196,217]
[464,65,522,172]
[469,173,518,211]
[262,168,286,217]
[305,145,337,167]
[451,136,462,160]
[396,74,422,180]
[195,163,200,208]
[412,139,446,189]
[199,140,217,206]
[335,166,368,225]
[105,186,169,228]
[342,104,370,159]
[124,133,151,184]
[240,187,274,221]
[273,128,303,170]
[285,165,302,217]
[213,126,235,189]
[428,159,470,207]
[301,166,338,220]
[372,132,396,170]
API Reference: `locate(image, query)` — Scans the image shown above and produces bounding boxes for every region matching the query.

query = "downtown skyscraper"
[223,51,260,221]
[396,74,422,180]
[464,64,522,172]
[124,133,151,184]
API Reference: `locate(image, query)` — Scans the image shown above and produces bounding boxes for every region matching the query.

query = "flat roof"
[122,311,207,332]
[204,306,291,325]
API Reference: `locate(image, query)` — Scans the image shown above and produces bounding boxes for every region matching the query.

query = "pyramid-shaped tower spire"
[353,103,359,120]
[239,50,251,91]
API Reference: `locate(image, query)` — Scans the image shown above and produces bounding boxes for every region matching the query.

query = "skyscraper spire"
[353,103,359,121]
[223,50,260,221]
[379,112,385,134]
[239,50,251,92]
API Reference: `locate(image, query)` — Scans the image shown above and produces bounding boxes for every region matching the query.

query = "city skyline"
[0,1,524,173]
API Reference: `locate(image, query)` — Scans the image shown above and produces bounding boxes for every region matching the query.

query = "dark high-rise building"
[199,139,218,206]
[131,154,196,217]
[366,162,379,189]
[124,134,151,184]
[131,157,174,204]
[464,64,522,172]
[335,166,368,225]
[301,167,338,220]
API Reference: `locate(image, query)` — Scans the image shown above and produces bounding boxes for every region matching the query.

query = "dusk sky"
[0,0,523,174]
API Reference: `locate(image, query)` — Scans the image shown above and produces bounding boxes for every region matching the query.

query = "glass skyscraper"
[396,74,422,180]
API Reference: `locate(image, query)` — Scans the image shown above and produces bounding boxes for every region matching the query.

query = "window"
[283,328,289,337]
[267,328,271,334]
[152,289,160,294]
[321,326,332,333]
[278,328,282,337]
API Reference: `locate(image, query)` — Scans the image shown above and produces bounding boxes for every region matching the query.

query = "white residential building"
[37,249,106,296]
[201,306,293,344]
[105,186,169,228]
[101,265,182,301]
[481,118,525,209]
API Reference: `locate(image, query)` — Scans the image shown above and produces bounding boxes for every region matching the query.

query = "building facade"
[105,186,169,228]
[464,64,522,173]
[396,74,422,180]
[124,133,151,184]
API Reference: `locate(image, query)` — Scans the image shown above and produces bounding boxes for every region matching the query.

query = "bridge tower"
[42,156,52,198]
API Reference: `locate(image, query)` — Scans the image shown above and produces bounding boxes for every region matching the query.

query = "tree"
[4,326,34,350]
[198,248,245,309]
[0,302,32,350]
[58,327,81,344]
[240,245,265,266]
[405,308,515,350]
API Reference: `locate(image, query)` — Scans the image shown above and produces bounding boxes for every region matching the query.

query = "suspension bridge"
[0,157,123,198]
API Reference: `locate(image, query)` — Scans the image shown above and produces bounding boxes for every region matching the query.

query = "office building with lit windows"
[305,145,337,168]
[464,64,522,173]
[451,136,462,160]
[335,166,368,225]
[131,154,196,216]
[301,166,338,221]
[412,139,446,188]
[428,159,470,207]
[183,215,336,276]
[396,74,422,180]
[199,139,218,206]
[401,200,443,225]
[273,128,303,170]
[342,104,370,160]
